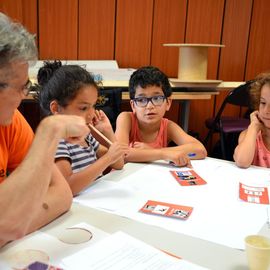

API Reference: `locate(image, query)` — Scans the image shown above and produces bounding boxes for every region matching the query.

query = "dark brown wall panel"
[78,0,115,60]
[185,0,224,140]
[218,0,252,81]
[151,0,187,78]
[0,0,23,22]
[39,0,78,59]
[217,0,252,119]
[115,0,154,68]
[22,0,37,36]
[0,0,37,54]
[185,0,225,79]
[0,0,37,33]
[245,0,270,80]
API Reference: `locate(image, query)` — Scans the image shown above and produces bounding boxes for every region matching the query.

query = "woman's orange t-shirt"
[0,110,34,183]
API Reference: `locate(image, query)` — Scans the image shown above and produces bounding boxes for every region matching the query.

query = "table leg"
[179,100,190,132]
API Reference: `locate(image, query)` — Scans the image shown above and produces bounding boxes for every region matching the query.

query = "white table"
[2,158,270,269]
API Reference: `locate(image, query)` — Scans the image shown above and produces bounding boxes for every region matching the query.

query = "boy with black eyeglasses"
[115,66,207,166]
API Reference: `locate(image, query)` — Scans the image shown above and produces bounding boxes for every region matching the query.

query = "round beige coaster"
[57,227,93,244]
[9,249,49,269]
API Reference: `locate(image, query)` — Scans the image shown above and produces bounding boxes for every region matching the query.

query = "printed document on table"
[63,231,209,270]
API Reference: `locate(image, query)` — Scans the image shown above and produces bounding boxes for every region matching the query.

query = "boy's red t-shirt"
[129,112,168,148]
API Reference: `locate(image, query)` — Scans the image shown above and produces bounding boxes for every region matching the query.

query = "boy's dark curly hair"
[129,66,172,99]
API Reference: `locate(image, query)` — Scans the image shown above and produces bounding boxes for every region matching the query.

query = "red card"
[140,200,193,220]
[239,183,269,204]
[170,170,207,186]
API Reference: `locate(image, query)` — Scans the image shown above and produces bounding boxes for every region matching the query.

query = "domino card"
[170,170,207,186]
[140,200,193,220]
[239,182,269,204]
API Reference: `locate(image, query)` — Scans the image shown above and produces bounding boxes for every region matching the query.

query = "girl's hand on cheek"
[250,110,264,130]
[92,110,111,132]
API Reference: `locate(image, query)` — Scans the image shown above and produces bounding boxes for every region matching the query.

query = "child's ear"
[50,100,60,114]
[130,100,136,114]
[166,98,172,111]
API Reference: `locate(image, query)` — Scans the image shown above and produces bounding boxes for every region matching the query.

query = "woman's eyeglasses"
[0,79,32,96]
[133,95,166,107]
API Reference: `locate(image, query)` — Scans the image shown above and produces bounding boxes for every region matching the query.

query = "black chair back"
[204,80,254,160]
[226,80,254,107]
[211,80,254,127]
[96,88,122,130]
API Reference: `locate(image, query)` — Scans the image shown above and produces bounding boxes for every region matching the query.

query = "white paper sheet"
[63,231,209,270]
[75,158,269,249]
[74,180,142,211]
[89,68,135,81]
[0,222,108,268]
[29,60,120,79]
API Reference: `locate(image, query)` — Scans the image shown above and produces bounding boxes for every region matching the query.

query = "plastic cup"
[245,235,270,270]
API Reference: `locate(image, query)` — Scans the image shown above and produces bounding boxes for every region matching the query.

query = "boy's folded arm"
[166,120,207,159]
[124,148,164,163]
[163,143,207,160]
[115,112,132,144]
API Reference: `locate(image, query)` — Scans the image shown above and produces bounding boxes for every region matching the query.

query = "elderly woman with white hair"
[0,12,89,247]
